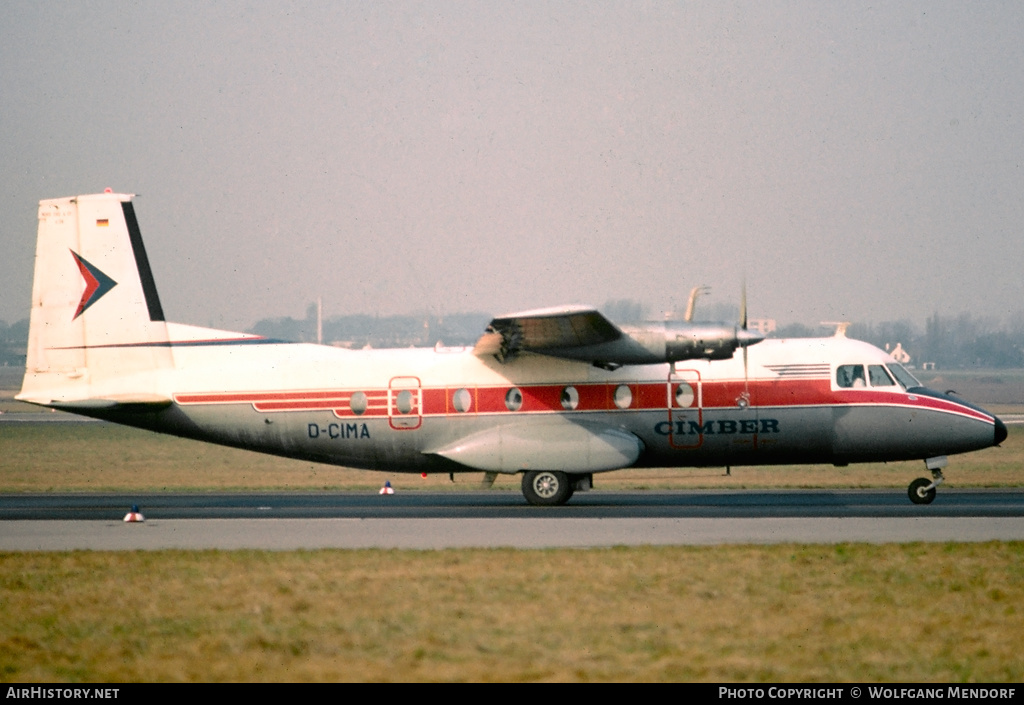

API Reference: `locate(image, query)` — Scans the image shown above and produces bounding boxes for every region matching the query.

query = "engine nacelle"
[476,306,765,367]
[620,321,764,363]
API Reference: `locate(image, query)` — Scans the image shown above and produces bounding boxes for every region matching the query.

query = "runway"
[3,489,1023,550]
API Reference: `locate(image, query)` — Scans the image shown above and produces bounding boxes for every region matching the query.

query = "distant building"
[748,318,777,335]
[886,342,911,364]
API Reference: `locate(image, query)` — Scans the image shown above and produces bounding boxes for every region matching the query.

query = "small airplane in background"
[18,192,1006,506]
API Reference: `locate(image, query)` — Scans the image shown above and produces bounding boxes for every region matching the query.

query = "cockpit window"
[868,365,896,387]
[886,363,920,390]
[836,364,866,388]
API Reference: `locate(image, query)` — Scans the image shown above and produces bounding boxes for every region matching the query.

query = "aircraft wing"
[474,305,654,365]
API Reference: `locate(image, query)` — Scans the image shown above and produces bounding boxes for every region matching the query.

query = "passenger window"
[396,389,414,414]
[613,385,633,409]
[836,364,866,388]
[505,387,523,412]
[868,365,895,387]
[561,386,579,411]
[452,388,472,413]
[350,391,367,415]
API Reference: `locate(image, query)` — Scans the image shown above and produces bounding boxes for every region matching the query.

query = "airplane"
[18,191,1007,506]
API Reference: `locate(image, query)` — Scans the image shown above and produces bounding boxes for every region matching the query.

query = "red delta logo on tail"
[70,250,118,320]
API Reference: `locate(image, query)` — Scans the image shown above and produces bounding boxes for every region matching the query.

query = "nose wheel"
[908,477,936,504]
[907,467,944,505]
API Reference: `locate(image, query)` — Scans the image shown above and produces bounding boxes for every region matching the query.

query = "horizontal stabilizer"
[26,394,173,412]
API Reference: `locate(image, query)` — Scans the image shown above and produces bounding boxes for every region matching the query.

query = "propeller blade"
[743,340,749,385]
[740,280,748,331]
[740,280,752,407]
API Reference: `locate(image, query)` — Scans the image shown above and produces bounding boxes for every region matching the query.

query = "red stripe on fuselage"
[172,378,994,423]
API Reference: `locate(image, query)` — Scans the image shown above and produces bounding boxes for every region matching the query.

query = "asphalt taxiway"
[2,490,1023,550]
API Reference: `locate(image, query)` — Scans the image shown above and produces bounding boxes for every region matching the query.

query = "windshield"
[868,365,896,386]
[886,363,920,390]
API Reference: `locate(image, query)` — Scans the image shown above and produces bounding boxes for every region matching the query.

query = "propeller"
[737,280,753,409]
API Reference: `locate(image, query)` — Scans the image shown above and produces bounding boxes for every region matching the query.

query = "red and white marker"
[123,504,145,522]
[379,481,395,495]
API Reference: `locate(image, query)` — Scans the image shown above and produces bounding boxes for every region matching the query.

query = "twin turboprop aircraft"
[19,192,1007,506]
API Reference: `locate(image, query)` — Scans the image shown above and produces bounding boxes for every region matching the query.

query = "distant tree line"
[248,304,491,349]
[0,319,28,366]
[775,313,1024,369]
[2,309,1022,369]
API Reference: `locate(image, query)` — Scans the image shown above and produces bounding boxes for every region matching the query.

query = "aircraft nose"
[994,416,1008,446]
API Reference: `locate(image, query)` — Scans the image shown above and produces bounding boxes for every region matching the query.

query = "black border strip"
[121,201,166,322]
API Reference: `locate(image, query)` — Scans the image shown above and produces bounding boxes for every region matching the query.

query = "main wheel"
[522,470,573,506]
[908,477,936,505]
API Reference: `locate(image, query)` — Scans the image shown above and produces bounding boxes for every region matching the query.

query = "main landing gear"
[522,470,574,506]
[521,471,593,506]
[907,456,947,505]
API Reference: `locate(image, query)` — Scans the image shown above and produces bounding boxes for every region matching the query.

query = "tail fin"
[18,192,175,407]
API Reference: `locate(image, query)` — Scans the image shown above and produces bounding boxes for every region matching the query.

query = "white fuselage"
[86,332,1000,475]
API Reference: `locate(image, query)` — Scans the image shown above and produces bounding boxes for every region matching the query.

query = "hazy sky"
[2,1,1022,332]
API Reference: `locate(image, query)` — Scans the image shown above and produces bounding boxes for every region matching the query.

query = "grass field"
[2,545,1023,682]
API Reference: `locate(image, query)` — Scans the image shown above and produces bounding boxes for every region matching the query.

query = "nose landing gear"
[908,457,947,505]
